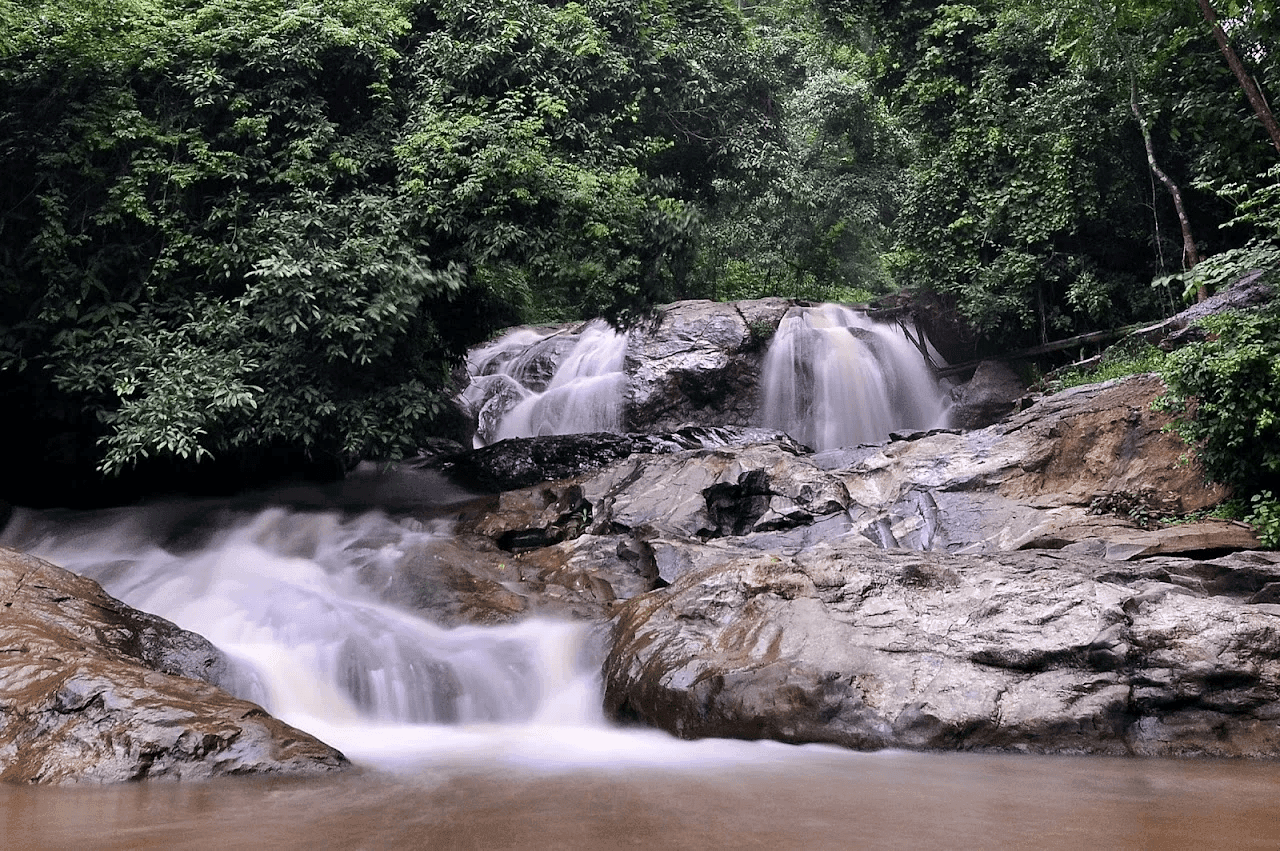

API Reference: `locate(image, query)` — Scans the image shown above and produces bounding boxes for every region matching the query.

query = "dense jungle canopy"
[0,0,1277,505]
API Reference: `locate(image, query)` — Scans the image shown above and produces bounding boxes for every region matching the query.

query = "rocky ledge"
[434,372,1276,756]
[603,543,1280,757]
[0,548,348,784]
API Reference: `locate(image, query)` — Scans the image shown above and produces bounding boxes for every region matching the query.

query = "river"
[6,747,1280,849]
[4,470,1280,849]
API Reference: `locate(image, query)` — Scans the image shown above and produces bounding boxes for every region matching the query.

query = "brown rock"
[0,548,348,784]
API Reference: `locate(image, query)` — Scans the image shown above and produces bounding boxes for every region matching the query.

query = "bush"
[1158,302,1280,546]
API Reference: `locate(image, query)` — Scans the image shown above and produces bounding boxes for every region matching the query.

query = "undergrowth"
[1043,339,1168,393]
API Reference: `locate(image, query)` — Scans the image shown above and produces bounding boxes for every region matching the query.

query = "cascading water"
[461,319,628,446]
[0,503,610,769]
[759,304,951,451]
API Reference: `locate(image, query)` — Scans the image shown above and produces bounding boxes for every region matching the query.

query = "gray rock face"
[623,298,791,433]
[0,548,349,784]
[603,543,1280,756]
[456,299,794,443]
[432,371,1274,756]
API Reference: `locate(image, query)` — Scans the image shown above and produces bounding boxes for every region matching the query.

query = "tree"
[1195,0,1280,155]
[0,0,745,502]
[689,0,906,303]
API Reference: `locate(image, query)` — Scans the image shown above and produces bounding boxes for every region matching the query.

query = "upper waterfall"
[758,304,951,451]
[461,320,628,447]
[456,300,951,451]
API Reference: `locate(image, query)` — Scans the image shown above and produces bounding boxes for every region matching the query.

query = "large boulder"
[948,360,1028,430]
[603,542,1280,756]
[623,298,791,433]
[0,548,349,784]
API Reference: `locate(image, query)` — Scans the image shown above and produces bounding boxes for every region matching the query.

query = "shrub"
[1158,303,1280,547]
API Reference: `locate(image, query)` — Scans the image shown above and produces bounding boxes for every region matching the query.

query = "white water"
[0,502,783,773]
[462,320,629,446]
[759,304,951,451]
[6,501,1279,847]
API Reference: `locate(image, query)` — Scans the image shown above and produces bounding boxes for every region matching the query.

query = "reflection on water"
[5,749,1280,850]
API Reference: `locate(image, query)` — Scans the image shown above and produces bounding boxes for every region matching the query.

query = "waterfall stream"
[460,303,951,452]
[462,320,628,446]
[759,304,951,451]
[0,498,777,774]
[0,502,625,768]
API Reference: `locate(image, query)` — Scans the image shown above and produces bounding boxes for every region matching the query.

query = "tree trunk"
[1196,0,1280,156]
[1130,81,1202,296]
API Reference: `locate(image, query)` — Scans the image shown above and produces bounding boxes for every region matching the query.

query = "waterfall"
[1,504,605,765]
[461,320,628,446]
[759,304,950,451]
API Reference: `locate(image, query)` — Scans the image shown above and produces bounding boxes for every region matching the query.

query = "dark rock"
[439,426,808,494]
[949,360,1028,430]
[441,433,642,492]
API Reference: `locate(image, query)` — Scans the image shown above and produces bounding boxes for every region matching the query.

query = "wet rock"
[623,298,791,434]
[949,360,1028,430]
[440,426,807,494]
[603,542,1280,757]
[442,433,641,492]
[0,548,349,784]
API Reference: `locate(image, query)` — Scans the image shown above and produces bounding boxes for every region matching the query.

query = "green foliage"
[1045,339,1168,392]
[1155,241,1280,304]
[0,0,745,492]
[864,3,1163,348]
[1158,302,1280,547]
[1247,491,1280,550]
[688,1,904,304]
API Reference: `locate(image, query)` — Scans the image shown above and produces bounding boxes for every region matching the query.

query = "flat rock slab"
[0,548,349,784]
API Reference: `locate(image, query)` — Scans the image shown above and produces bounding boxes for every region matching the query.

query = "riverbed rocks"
[435,371,1276,756]
[7,361,1277,775]
[602,544,1280,756]
[0,548,349,784]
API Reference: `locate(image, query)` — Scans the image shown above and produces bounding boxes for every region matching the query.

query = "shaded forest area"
[0,0,1277,505]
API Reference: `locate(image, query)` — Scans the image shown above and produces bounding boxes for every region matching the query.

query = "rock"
[450,375,1239,561]
[582,442,847,542]
[0,548,349,784]
[455,299,796,444]
[442,433,642,492]
[603,542,1280,757]
[439,425,808,493]
[822,374,1228,553]
[1057,520,1262,561]
[623,298,791,434]
[1129,271,1275,352]
[949,360,1028,429]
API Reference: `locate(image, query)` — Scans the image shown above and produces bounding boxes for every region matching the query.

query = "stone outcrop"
[440,425,805,493]
[947,360,1028,430]
[435,371,1273,756]
[0,548,348,784]
[455,298,796,444]
[603,543,1280,756]
[622,298,791,434]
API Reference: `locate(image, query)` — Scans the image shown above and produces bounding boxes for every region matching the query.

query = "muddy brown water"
[5,748,1280,850]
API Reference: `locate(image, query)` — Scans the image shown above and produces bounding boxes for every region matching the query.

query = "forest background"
[0,0,1277,518]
